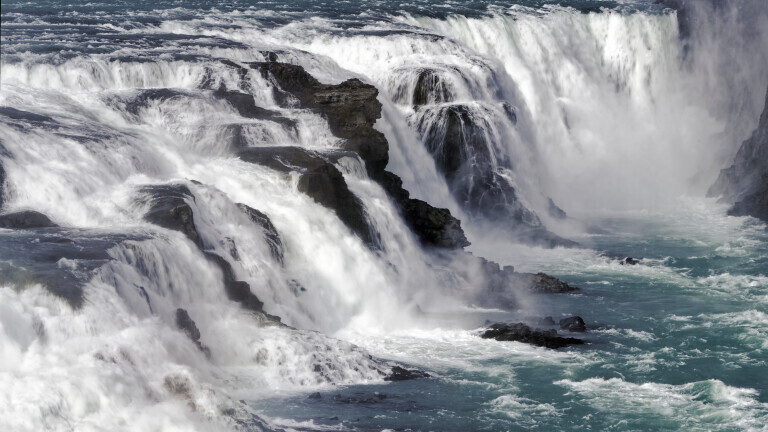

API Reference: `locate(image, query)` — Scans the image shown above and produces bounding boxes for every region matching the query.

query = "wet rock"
[400,199,470,249]
[307,392,322,400]
[238,146,377,247]
[213,84,296,129]
[481,323,584,349]
[0,211,58,229]
[237,204,284,264]
[139,184,203,249]
[711,87,768,222]
[0,162,5,210]
[559,316,586,332]
[547,198,567,220]
[384,366,431,381]
[0,229,141,309]
[175,308,211,356]
[529,316,556,327]
[124,89,185,115]
[510,272,578,294]
[204,252,266,315]
[377,170,470,249]
[237,62,470,250]
[621,257,640,265]
[413,69,453,106]
[249,62,389,176]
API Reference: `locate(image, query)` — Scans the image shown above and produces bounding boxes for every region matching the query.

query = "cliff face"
[710,87,768,221]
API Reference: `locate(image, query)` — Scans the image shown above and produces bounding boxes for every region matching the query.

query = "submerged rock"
[384,366,431,381]
[621,257,640,265]
[481,323,584,349]
[139,184,203,248]
[0,210,58,229]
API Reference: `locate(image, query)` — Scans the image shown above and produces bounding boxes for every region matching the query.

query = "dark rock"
[559,316,586,332]
[238,146,378,247]
[249,62,389,176]
[376,170,470,249]
[621,257,640,265]
[237,204,284,264]
[502,102,518,125]
[236,62,470,250]
[0,211,58,229]
[213,85,296,129]
[139,184,203,249]
[400,199,470,249]
[0,162,5,210]
[307,392,322,400]
[0,229,142,309]
[384,366,430,381]
[710,88,768,222]
[547,198,567,220]
[481,323,584,349]
[413,69,452,106]
[204,252,266,315]
[175,308,210,356]
[0,107,56,124]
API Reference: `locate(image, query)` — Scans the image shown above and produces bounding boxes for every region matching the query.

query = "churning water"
[1,0,768,430]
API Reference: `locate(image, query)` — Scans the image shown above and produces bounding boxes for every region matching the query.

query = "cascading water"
[2,0,768,431]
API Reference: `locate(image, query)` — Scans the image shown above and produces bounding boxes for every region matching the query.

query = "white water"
[2,2,768,431]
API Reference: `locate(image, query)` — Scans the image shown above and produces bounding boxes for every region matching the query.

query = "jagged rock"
[238,146,378,247]
[559,316,586,332]
[481,323,584,349]
[175,308,211,356]
[237,204,284,264]
[547,198,567,220]
[139,184,203,248]
[228,61,470,250]
[711,87,768,221]
[0,211,58,229]
[248,62,389,175]
[400,199,470,248]
[377,170,470,249]
[384,366,431,381]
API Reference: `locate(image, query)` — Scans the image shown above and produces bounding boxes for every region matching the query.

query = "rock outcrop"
[140,184,203,248]
[237,203,284,264]
[481,322,585,349]
[0,210,58,229]
[238,146,379,247]
[710,87,768,222]
[226,60,470,250]
[139,184,271,317]
[384,366,431,381]
[175,308,211,356]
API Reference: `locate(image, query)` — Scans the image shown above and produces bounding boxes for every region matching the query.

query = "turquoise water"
[258,204,768,431]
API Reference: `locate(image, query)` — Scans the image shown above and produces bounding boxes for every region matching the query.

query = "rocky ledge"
[224,59,470,249]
